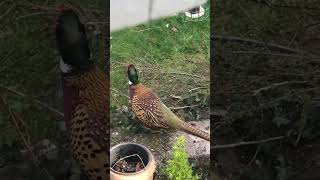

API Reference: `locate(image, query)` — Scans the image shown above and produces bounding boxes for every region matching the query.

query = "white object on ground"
[185,5,205,18]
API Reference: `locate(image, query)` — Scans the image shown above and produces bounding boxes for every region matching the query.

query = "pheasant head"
[56,9,93,74]
[127,64,141,99]
[127,64,139,85]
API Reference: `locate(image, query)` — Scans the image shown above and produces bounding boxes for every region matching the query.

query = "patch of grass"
[110,3,210,108]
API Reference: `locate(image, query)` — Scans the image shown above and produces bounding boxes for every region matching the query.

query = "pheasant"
[55,8,110,180]
[127,64,210,141]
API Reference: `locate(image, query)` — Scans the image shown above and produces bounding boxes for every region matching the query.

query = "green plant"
[165,136,198,180]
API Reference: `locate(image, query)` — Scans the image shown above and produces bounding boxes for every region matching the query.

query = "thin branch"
[0,85,64,117]
[212,136,286,149]
[212,35,311,55]
[248,145,261,166]
[231,50,308,59]
[0,4,15,21]
[15,12,44,20]
[0,95,52,178]
[249,0,320,10]
[0,95,31,146]
[159,71,208,81]
[189,86,209,92]
[252,80,309,96]
[111,154,146,170]
[169,104,200,110]
[163,71,203,79]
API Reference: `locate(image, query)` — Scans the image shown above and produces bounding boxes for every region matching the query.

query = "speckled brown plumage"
[128,65,210,141]
[64,67,110,180]
[55,8,110,180]
[130,84,169,129]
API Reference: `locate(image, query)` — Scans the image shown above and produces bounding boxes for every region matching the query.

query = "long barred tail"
[179,121,210,141]
[162,103,210,141]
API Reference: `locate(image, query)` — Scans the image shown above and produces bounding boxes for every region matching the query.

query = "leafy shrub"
[165,136,198,180]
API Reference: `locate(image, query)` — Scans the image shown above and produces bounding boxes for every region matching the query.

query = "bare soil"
[212,1,320,180]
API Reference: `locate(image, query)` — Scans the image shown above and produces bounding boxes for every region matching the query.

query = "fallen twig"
[0,95,52,178]
[231,50,305,59]
[15,12,44,20]
[212,136,286,149]
[0,95,31,145]
[212,35,311,55]
[169,104,200,110]
[111,154,146,170]
[161,71,204,79]
[248,145,261,166]
[189,86,209,92]
[249,0,320,10]
[252,80,309,96]
[0,85,64,117]
[0,4,15,21]
[231,50,320,63]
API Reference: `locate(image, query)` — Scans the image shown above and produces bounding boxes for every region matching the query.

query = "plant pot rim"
[110,142,155,176]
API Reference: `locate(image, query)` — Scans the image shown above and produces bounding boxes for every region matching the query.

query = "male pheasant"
[56,8,110,180]
[127,64,210,141]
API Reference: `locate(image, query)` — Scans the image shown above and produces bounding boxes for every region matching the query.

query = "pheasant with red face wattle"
[56,8,110,180]
[127,65,210,141]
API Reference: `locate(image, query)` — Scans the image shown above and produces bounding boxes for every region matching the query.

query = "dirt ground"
[212,1,320,180]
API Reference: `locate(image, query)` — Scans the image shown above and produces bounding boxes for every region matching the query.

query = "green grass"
[110,3,210,108]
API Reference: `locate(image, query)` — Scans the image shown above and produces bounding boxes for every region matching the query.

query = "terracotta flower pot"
[110,143,156,180]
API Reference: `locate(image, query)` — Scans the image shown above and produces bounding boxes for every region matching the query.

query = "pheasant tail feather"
[161,104,210,141]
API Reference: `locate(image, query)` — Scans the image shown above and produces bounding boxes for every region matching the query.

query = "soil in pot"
[112,154,145,173]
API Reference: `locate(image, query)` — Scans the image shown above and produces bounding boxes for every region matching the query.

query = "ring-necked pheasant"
[127,64,210,141]
[55,8,110,180]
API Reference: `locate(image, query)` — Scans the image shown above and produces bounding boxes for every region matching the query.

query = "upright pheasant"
[127,65,210,141]
[56,8,110,180]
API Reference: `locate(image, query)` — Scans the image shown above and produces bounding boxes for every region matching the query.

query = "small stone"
[113,132,119,136]
[171,27,178,32]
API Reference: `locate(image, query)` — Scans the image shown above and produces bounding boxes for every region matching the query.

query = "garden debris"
[112,157,144,173]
